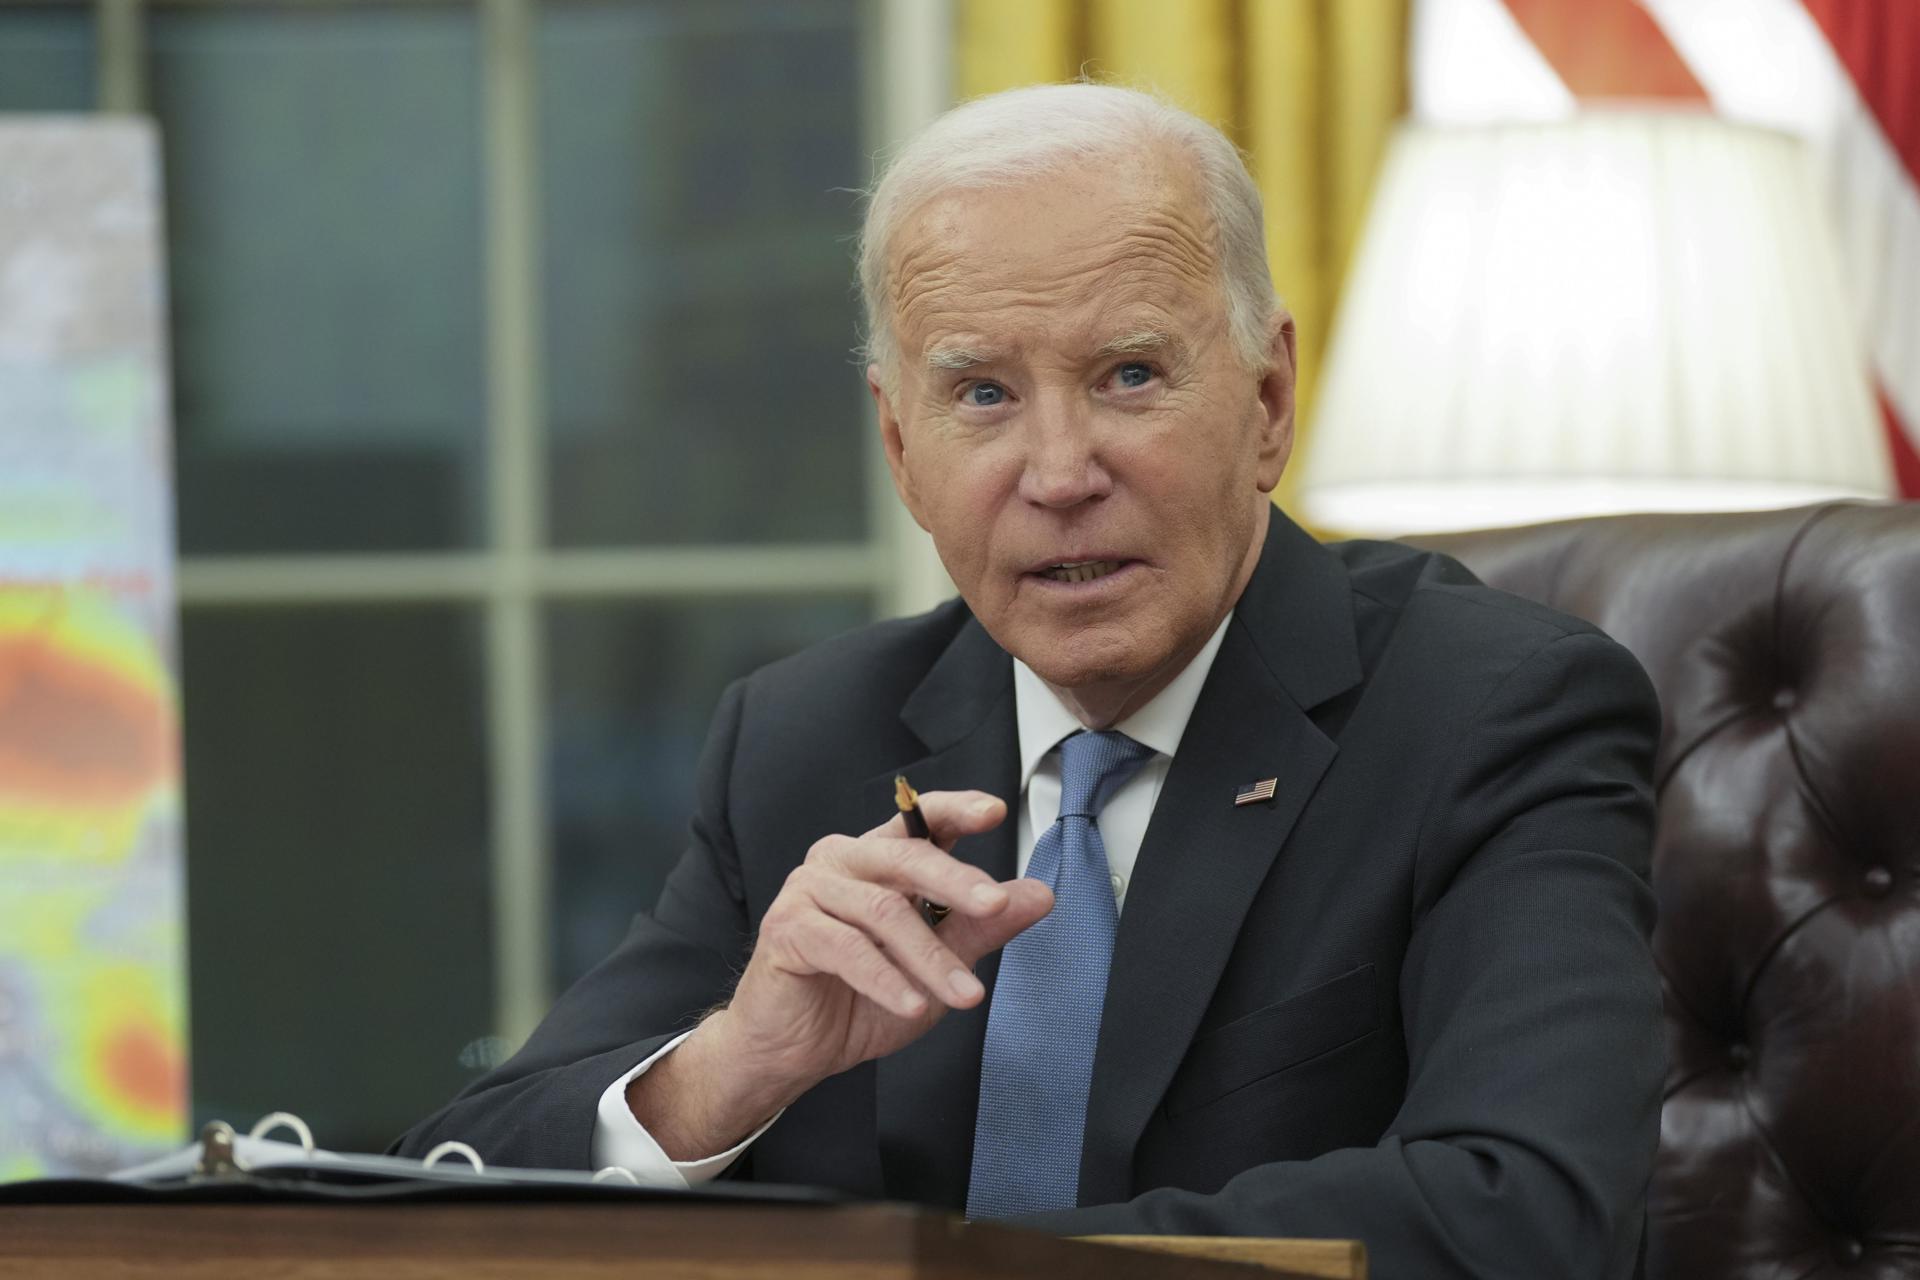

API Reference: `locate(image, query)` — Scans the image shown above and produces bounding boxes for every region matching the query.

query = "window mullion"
[861,0,955,618]
[96,0,145,113]
[482,0,550,1049]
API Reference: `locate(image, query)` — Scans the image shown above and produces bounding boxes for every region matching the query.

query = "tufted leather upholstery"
[1413,502,1920,1280]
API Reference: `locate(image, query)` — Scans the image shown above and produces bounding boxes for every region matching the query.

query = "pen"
[895,775,950,926]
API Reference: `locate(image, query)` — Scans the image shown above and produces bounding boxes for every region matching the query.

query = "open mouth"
[1037,559,1129,584]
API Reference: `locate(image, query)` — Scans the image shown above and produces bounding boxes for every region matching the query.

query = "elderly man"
[398,84,1663,1279]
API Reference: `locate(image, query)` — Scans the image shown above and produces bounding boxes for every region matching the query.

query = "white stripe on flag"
[1638,0,1920,454]
[1412,0,1575,125]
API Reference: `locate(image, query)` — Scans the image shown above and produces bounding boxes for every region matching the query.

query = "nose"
[1017,395,1112,509]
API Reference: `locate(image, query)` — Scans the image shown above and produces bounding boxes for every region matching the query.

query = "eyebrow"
[924,343,998,372]
[921,328,1187,372]
[1093,328,1179,359]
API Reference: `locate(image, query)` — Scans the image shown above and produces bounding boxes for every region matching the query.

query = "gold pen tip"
[893,775,919,812]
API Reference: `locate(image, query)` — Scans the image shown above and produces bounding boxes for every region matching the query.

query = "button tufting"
[1420,500,1920,1279]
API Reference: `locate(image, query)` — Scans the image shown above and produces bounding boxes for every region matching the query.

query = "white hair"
[857,82,1279,391]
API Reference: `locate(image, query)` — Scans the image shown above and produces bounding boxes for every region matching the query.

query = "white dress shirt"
[588,613,1236,1182]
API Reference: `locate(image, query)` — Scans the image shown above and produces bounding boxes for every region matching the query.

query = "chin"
[1009,619,1169,692]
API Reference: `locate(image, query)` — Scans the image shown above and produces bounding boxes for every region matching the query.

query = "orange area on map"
[102,1018,186,1118]
[0,626,175,809]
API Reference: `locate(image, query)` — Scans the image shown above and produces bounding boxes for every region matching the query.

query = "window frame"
[66,0,952,1045]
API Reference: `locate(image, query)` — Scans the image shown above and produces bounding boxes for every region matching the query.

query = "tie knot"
[1056,730,1155,819]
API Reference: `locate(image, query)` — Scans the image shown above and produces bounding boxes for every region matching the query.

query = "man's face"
[870,150,1296,718]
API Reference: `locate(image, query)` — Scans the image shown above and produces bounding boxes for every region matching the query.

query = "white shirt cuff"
[589,1029,782,1185]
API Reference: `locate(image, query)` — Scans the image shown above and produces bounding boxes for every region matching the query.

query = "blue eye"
[966,382,1006,407]
[1115,362,1153,388]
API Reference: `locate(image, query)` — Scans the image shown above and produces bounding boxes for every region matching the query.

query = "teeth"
[1042,560,1123,583]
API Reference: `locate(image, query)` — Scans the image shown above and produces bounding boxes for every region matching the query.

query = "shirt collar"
[1011,610,1235,793]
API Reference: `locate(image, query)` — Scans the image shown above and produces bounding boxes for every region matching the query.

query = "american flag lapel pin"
[1234,778,1279,807]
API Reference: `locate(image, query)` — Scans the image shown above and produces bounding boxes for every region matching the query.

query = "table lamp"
[1296,111,1893,536]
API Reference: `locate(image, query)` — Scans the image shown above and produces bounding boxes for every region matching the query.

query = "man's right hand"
[626,789,1052,1160]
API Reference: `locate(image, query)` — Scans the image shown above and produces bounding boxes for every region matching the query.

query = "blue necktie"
[967,729,1156,1218]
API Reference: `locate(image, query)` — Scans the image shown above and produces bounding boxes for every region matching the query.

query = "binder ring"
[592,1166,640,1185]
[423,1140,486,1173]
[194,1120,242,1177]
[247,1111,316,1156]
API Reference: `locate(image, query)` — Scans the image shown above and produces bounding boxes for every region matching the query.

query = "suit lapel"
[1077,513,1363,1205]
[866,618,1018,1210]
[852,513,1362,1209]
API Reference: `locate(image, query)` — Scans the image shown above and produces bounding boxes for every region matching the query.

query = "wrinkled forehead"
[884,153,1224,364]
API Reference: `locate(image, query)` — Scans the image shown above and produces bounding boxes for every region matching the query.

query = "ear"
[1252,310,1297,495]
[869,363,932,532]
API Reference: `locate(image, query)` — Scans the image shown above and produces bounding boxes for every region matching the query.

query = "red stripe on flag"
[1801,2,1920,498]
[1499,0,1709,101]
[1799,0,1920,192]
[1880,386,1920,500]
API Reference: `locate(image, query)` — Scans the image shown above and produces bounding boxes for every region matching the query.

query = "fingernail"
[970,883,1006,910]
[949,969,983,1001]
[971,797,998,820]
[898,989,926,1016]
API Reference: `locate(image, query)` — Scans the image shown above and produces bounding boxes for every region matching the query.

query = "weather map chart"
[0,119,188,1177]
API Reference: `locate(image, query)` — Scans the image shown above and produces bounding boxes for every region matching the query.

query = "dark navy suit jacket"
[396,513,1665,1280]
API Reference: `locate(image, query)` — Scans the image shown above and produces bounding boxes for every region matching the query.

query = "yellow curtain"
[952,0,1408,518]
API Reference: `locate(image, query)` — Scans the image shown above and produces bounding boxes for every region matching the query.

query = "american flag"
[1235,778,1279,807]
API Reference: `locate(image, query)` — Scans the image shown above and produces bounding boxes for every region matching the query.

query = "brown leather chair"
[1415,502,1920,1280]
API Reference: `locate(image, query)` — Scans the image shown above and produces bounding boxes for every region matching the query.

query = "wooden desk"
[0,1202,1363,1279]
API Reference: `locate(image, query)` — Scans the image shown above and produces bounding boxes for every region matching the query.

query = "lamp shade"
[1296,112,1892,536]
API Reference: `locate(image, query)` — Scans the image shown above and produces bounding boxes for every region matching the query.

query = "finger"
[826,836,1010,919]
[788,912,928,1019]
[936,878,1055,967]
[863,790,1007,849]
[808,875,985,1008]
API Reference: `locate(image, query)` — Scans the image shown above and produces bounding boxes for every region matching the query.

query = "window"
[2,0,946,1152]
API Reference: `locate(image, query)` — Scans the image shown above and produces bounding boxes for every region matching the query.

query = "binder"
[0,1110,846,1207]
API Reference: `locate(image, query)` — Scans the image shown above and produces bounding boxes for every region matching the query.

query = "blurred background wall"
[0,0,1912,1166]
